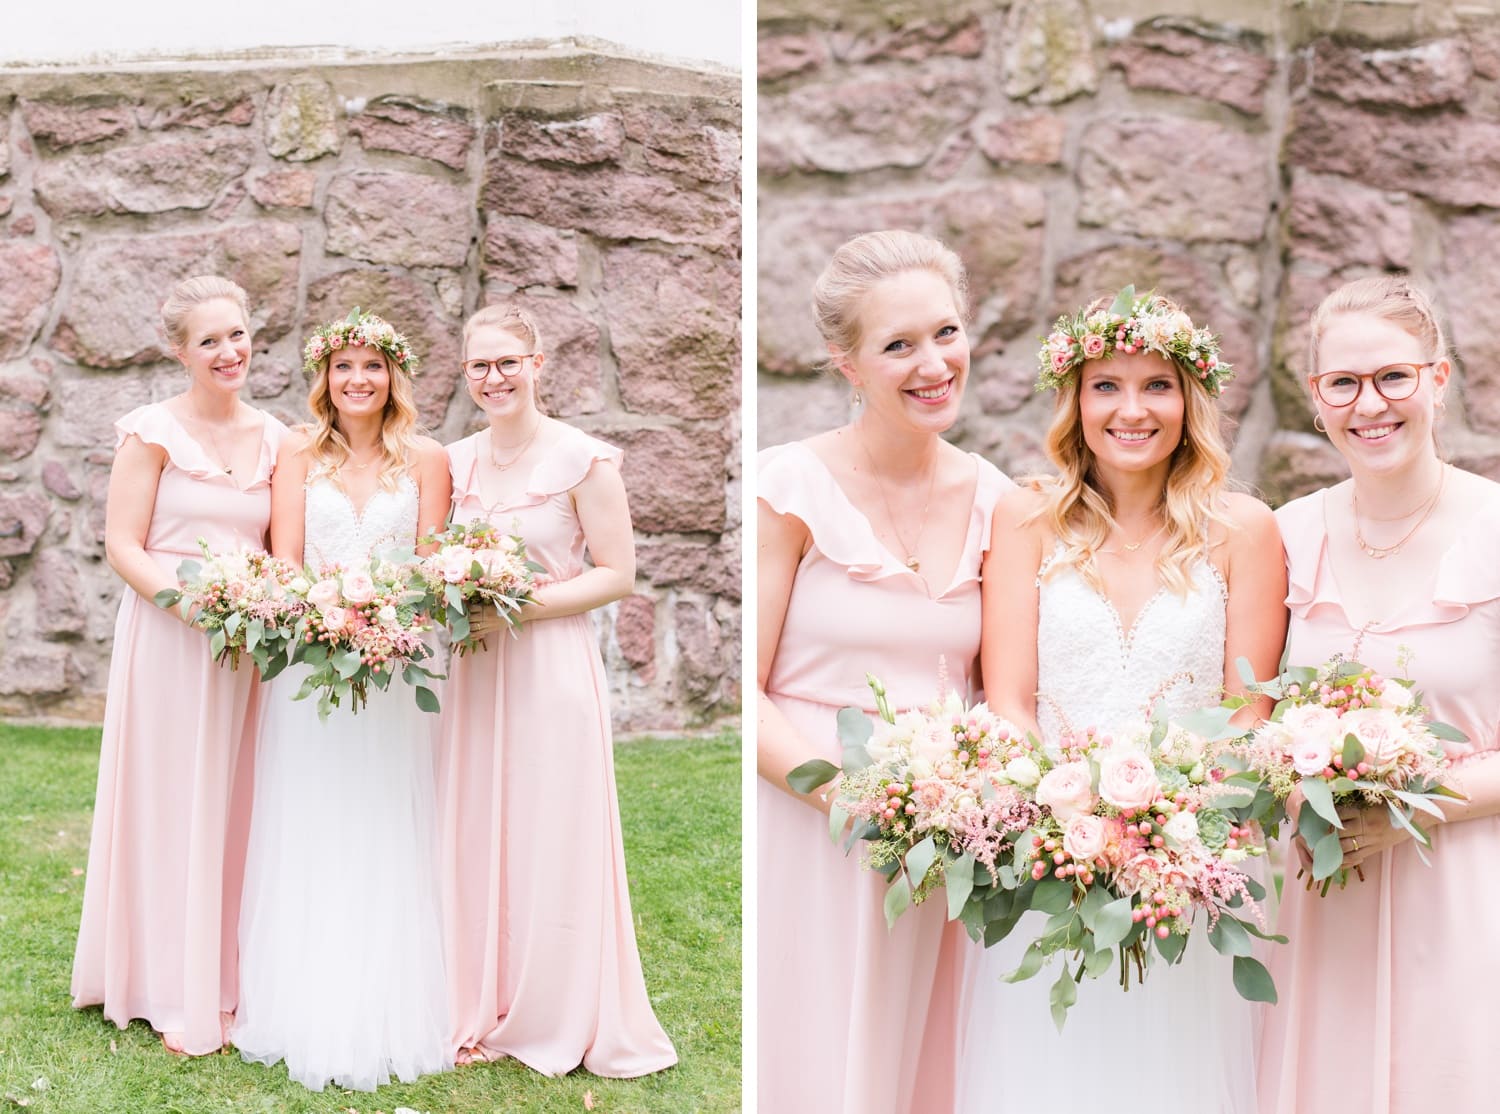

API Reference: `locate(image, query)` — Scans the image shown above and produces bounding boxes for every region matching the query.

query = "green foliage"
[0,724,740,1113]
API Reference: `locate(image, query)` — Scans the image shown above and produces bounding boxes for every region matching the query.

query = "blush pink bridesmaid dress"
[758,440,1012,1114]
[1259,488,1500,1114]
[436,425,677,1078]
[71,402,287,1055]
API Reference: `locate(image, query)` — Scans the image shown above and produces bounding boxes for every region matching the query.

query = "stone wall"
[0,46,742,730]
[758,0,1500,506]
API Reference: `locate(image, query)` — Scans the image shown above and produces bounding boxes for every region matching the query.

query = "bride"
[230,311,453,1091]
[958,290,1287,1112]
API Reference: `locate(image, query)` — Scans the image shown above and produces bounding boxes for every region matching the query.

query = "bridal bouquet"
[1002,715,1278,1026]
[289,557,443,719]
[154,540,306,679]
[790,680,1280,1028]
[1232,655,1466,894]
[416,520,544,655]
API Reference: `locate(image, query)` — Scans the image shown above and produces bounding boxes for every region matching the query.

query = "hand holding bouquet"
[154,540,306,678]
[1233,655,1467,894]
[290,557,442,718]
[417,520,543,655]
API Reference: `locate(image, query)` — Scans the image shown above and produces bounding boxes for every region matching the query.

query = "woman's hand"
[1336,803,1427,869]
[466,600,502,641]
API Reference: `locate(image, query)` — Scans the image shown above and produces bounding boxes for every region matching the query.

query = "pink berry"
[1156,925,1170,939]
[1132,909,1145,923]
[1052,851,1067,866]
[1151,835,1165,848]
[1145,915,1157,929]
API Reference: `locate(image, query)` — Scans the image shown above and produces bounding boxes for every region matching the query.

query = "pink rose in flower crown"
[1097,748,1161,811]
[1036,761,1096,821]
[1340,707,1407,766]
[321,605,349,633]
[330,334,345,350]
[1051,350,1071,371]
[1081,333,1107,359]
[307,578,342,610]
[341,570,376,605]
[1063,813,1107,861]
[438,545,476,584]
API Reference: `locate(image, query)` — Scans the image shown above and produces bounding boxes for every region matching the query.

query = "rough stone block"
[1108,23,1272,115]
[324,171,472,269]
[349,97,475,170]
[481,215,579,289]
[0,243,62,361]
[265,80,340,162]
[34,133,254,218]
[21,98,133,148]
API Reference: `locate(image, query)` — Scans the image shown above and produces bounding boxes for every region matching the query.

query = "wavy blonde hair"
[1036,297,1235,596]
[304,339,423,490]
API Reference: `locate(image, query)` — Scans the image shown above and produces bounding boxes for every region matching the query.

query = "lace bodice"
[1035,551,1227,747]
[303,474,419,570]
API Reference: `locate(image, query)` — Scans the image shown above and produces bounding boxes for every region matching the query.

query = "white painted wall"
[1,0,740,70]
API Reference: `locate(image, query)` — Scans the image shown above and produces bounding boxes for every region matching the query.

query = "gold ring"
[1351,838,1359,852]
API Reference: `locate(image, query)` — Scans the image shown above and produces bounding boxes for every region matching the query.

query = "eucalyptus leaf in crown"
[302,306,419,378]
[1036,285,1233,397]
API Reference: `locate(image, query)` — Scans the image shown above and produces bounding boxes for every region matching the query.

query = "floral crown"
[302,307,419,378]
[1036,285,1232,397]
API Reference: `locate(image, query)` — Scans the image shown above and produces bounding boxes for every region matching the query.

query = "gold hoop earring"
[1313,414,1327,434]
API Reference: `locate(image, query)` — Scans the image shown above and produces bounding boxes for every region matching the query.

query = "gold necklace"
[188,404,238,475]
[489,420,541,471]
[343,446,381,471]
[859,435,937,572]
[1353,464,1447,559]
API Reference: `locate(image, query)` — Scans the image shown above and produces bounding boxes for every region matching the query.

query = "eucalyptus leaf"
[245,618,263,652]
[1082,946,1114,980]
[153,588,183,609]
[1154,930,1186,965]
[904,836,939,890]
[1391,789,1448,820]
[786,759,840,795]
[224,612,242,638]
[1003,942,1046,984]
[1340,734,1366,770]
[836,706,874,753]
[1231,955,1277,1004]
[1299,777,1343,829]
[828,803,849,845]
[883,880,911,929]
[1077,885,1110,932]
[1386,804,1430,848]
[209,628,227,661]
[451,612,471,643]
[1208,914,1254,957]
[414,685,441,714]
[945,853,975,921]
[1311,829,1344,881]
[1031,878,1074,915]
[1107,285,1137,318]
[1174,705,1244,741]
[1426,720,1469,743]
[1049,964,1079,1032]
[1234,655,1261,689]
[1092,897,1135,950]
[333,648,363,680]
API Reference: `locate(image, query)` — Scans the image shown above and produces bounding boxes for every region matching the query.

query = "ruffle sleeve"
[757,441,903,583]
[527,427,622,498]
[1274,489,1327,616]
[115,403,280,488]
[1432,491,1500,622]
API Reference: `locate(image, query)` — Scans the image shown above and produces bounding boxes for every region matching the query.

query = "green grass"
[0,724,741,1114]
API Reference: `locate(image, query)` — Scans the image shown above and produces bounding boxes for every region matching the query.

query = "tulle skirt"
[232,666,451,1092]
[958,907,1260,1113]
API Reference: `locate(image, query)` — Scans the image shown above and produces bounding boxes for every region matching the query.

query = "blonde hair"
[304,338,422,491]
[161,275,249,351]
[1307,274,1448,376]
[1037,295,1235,596]
[812,230,968,359]
[463,303,542,354]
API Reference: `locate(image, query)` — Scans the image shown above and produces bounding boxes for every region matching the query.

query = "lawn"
[0,724,741,1114]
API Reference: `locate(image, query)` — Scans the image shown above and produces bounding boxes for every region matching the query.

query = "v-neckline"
[463,428,559,516]
[796,441,978,601]
[161,405,267,493]
[1088,579,1171,656]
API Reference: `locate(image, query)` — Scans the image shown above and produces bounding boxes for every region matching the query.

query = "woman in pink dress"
[758,230,1013,1114]
[436,303,676,1077]
[72,275,288,1056]
[1259,276,1500,1114]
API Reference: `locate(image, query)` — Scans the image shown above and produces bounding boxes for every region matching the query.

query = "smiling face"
[173,297,251,394]
[1077,350,1186,483]
[465,322,543,420]
[1311,311,1448,476]
[326,344,391,423]
[839,269,968,434]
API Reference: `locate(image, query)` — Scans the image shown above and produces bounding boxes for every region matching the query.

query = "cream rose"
[1377,681,1416,712]
[1003,756,1041,788]
[1341,707,1407,765]
[307,578,342,610]
[1036,761,1096,822]
[1289,735,1333,778]
[1063,813,1107,861]
[341,570,376,605]
[438,545,477,584]
[1163,811,1200,849]
[1097,749,1161,811]
[321,605,348,633]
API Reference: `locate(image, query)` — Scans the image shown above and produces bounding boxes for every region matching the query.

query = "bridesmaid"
[758,229,1013,1114]
[72,275,287,1055]
[1259,275,1500,1114]
[436,303,677,1076]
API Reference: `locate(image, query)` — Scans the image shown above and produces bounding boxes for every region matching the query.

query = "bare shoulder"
[994,482,1050,530]
[411,434,447,463]
[1220,490,1278,533]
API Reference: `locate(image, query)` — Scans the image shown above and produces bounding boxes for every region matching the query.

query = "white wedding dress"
[232,475,450,1091]
[957,551,1259,1114]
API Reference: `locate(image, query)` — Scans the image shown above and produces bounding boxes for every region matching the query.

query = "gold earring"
[853,389,863,406]
[1313,414,1327,434]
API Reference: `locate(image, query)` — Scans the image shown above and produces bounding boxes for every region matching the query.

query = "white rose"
[288,576,310,595]
[1003,756,1041,788]
[1163,811,1200,849]
[1378,681,1416,712]
[377,605,398,626]
[1342,707,1408,766]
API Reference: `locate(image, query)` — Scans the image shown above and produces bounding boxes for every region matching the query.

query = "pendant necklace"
[1353,463,1447,559]
[490,419,542,471]
[859,435,937,572]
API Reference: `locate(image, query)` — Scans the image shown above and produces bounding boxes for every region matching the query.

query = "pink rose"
[438,545,477,584]
[307,578,341,610]
[1081,333,1106,359]
[1036,761,1096,822]
[1051,350,1071,370]
[1097,749,1161,811]
[1289,734,1333,778]
[1341,707,1407,766]
[1063,813,1107,861]
[341,570,376,605]
[321,605,348,633]
[477,549,515,580]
